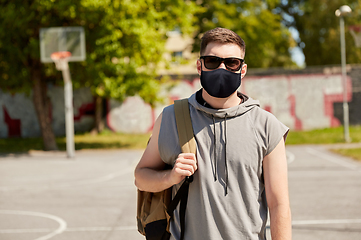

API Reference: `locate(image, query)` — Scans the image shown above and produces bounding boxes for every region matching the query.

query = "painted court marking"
[286,150,295,164]
[2,219,361,236]
[0,164,135,191]
[283,148,361,230]
[0,226,137,234]
[0,210,67,240]
[306,147,359,171]
[292,219,361,225]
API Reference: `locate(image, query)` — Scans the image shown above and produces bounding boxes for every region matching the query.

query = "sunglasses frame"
[200,55,244,71]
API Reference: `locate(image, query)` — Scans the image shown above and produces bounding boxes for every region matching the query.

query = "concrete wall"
[0,87,95,138]
[1,65,360,138]
[243,74,352,130]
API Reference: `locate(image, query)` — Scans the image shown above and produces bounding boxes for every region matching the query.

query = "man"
[135,27,291,240]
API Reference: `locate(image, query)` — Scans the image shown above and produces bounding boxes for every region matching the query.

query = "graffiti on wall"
[0,73,352,138]
[242,74,352,130]
[0,87,95,138]
[106,74,352,133]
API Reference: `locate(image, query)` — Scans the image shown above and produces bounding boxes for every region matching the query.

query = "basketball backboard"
[40,26,86,63]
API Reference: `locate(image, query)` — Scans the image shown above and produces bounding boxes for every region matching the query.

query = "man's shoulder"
[245,105,285,130]
[162,103,175,115]
[247,104,276,117]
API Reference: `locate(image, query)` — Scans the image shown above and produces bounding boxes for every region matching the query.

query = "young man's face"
[197,42,246,76]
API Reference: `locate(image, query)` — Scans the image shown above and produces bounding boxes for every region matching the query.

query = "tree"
[75,0,200,133]
[192,0,297,68]
[278,0,361,66]
[0,0,199,149]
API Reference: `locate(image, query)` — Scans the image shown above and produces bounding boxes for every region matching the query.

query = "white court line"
[0,210,67,240]
[0,226,137,234]
[3,219,361,235]
[0,165,135,191]
[286,150,295,164]
[292,219,361,225]
[66,226,137,232]
[306,147,358,170]
[58,165,135,187]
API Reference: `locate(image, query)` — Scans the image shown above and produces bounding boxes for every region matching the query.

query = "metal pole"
[340,16,351,143]
[61,62,75,158]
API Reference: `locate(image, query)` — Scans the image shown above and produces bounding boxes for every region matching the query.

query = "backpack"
[137,98,196,240]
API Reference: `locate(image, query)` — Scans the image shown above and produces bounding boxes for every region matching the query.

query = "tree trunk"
[32,70,58,151]
[91,96,104,135]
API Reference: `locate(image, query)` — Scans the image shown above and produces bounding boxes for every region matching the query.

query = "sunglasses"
[200,56,244,71]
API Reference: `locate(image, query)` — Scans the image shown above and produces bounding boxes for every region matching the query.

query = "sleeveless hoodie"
[159,92,289,240]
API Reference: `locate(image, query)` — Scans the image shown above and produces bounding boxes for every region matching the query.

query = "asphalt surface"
[0,145,360,240]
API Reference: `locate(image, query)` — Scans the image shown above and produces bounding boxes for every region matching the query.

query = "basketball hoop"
[40,26,86,159]
[349,25,361,48]
[51,51,72,71]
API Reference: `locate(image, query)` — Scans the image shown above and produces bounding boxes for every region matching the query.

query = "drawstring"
[212,117,217,181]
[211,114,229,196]
[224,113,228,196]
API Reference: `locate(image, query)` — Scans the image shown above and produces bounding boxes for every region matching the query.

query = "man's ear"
[241,64,247,78]
[196,59,202,75]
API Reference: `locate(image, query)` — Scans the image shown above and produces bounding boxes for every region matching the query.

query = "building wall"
[0,65,360,138]
[0,87,95,138]
[242,74,351,130]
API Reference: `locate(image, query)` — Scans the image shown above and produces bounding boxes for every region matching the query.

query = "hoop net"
[349,25,361,48]
[51,51,72,71]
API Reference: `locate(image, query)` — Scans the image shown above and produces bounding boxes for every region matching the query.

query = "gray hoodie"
[159,92,289,240]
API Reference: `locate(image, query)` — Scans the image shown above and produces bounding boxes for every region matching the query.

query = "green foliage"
[192,0,297,68]
[78,0,200,105]
[4,0,360,104]
[278,0,361,66]
[0,0,200,106]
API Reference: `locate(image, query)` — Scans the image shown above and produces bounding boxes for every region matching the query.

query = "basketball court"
[0,145,361,240]
[286,145,361,240]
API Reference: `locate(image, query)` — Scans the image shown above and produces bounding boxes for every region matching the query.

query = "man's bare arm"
[134,113,197,193]
[263,137,292,240]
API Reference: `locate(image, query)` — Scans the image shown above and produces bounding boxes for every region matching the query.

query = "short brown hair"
[200,27,246,56]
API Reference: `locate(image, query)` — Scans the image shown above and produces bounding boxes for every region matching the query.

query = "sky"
[289,27,306,67]
[290,46,305,67]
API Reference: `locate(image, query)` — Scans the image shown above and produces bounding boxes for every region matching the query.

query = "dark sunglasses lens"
[204,56,221,69]
[225,58,242,71]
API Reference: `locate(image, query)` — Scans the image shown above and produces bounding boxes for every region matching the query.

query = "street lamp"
[335,5,352,143]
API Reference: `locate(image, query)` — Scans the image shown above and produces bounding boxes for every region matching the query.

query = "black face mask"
[200,68,241,98]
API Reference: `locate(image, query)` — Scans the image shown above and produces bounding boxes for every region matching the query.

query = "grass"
[0,126,360,161]
[286,125,361,145]
[331,148,361,162]
[286,125,361,162]
[0,130,151,154]
[57,130,151,151]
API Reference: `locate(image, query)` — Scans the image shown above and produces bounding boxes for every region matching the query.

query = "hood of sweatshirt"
[188,91,260,119]
[187,91,260,195]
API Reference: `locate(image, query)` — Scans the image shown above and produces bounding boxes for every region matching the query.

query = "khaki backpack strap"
[174,99,196,155]
[173,98,196,240]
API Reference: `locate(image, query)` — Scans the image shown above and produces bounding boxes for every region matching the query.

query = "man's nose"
[218,62,227,69]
